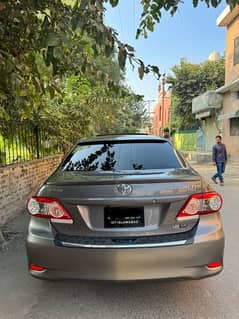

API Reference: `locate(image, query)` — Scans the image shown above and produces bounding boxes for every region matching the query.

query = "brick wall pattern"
[0,155,62,226]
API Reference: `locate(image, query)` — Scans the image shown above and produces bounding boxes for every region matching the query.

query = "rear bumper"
[26,228,224,281]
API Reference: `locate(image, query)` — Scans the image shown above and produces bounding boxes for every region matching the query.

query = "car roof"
[77,134,169,143]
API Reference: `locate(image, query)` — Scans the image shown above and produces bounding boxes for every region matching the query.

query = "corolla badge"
[115,184,133,196]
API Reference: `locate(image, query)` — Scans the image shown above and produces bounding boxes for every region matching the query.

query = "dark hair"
[163,127,169,132]
[215,135,222,139]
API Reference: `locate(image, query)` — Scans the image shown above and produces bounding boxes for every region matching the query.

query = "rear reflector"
[207,261,222,269]
[29,264,45,272]
[177,191,223,220]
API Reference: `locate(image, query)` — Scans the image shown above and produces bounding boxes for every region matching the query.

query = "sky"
[105,0,227,110]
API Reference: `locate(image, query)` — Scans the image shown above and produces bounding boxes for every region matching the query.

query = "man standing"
[162,127,172,143]
[162,127,170,139]
[211,135,227,186]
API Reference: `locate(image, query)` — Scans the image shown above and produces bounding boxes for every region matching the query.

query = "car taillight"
[177,191,222,220]
[26,196,73,224]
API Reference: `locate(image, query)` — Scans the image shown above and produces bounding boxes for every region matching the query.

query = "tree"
[136,0,239,38]
[30,71,147,150]
[167,57,225,129]
[170,95,183,130]
[0,0,236,139]
[0,0,238,115]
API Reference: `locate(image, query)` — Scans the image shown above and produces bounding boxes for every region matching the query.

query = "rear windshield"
[61,141,183,171]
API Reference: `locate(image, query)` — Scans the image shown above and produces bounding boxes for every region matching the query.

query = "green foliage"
[0,0,234,154]
[170,95,183,130]
[167,57,225,129]
[0,0,161,118]
[0,0,233,118]
[29,72,147,150]
[137,0,239,38]
[0,0,149,151]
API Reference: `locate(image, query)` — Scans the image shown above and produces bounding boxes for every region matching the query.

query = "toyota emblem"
[115,184,133,196]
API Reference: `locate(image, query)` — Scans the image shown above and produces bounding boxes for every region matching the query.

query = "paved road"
[0,163,239,319]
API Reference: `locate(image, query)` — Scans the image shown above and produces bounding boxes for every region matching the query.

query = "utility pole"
[143,99,156,134]
[144,99,156,116]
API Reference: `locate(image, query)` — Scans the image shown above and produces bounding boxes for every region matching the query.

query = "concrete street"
[0,162,238,319]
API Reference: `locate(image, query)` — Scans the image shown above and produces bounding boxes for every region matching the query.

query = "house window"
[230,117,239,136]
[234,37,239,65]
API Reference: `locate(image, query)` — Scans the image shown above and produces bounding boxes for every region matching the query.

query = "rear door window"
[61,141,182,171]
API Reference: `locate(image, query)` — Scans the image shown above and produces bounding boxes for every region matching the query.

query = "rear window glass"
[61,141,182,171]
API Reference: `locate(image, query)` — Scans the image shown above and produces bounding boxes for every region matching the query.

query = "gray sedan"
[26,134,224,280]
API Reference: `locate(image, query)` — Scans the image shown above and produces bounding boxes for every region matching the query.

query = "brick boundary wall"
[0,155,63,227]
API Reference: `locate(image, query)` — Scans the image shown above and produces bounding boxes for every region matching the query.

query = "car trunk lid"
[38,168,202,238]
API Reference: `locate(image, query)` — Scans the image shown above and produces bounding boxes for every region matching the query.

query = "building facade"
[192,6,239,160]
[152,85,172,136]
[191,49,223,152]
[192,90,223,152]
[216,6,239,160]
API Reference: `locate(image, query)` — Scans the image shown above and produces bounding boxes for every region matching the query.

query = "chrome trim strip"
[60,239,187,249]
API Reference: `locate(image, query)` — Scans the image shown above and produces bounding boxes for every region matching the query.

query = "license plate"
[104,207,144,228]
